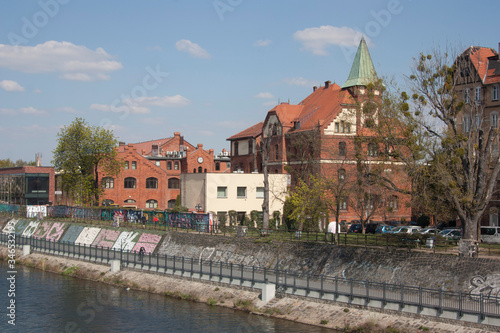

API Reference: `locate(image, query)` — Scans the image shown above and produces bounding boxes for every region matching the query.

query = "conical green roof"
[341,37,377,89]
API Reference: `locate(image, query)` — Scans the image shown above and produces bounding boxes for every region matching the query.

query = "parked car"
[480,226,500,244]
[365,223,379,234]
[389,226,422,234]
[439,228,462,240]
[375,224,393,234]
[347,223,363,233]
[419,227,438,235]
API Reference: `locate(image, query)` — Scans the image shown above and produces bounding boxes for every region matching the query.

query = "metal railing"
[1,233,499,323]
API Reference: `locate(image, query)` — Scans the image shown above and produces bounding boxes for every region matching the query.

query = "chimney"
[197,143,203,149]
[313,86,317,92]
[325,80,331,89]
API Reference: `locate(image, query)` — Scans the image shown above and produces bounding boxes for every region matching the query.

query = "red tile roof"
[465,46,500,84]
[227,121,264,140]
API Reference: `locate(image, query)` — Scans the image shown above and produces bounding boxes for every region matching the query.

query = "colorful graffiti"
[132,233,162,253]
[2,219,18,234]
[75,227,101,245]
[470,274,500,303]
[13,219,30,235]
[60,225,85,243]
[32,221,52,239]
[92,229,120,248]
[112,231,140,252]
[46,222,65,241]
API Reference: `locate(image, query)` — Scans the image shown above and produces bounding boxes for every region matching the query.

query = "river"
[0,261,335,332]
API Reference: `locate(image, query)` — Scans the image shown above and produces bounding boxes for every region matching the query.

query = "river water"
[0,261,335,332]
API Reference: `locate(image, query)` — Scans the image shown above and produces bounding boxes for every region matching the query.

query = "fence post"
[173,255,176,274]
[350,279,354,301]
[230,263,233,282]
[209,260,213,280]
[480,294,485,321]
[182,256,185,275]
[264,267,267,284]
[418,286,423,312]
[400,284,404,309]
[458,291,463,318]
[320,275,324,297]
[190,257,193,277]
[251,266,254,285]
[219,261,223,282]
[240,264,244,285]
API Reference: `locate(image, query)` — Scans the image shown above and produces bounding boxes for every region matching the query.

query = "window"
[215,162,220,171]
[155,161,160,167]
[248,140,253,154]
[102,199,114,206]
[217,186,227,198]
[102,177,114,189]
[340,121,345,133]
[256,187,264,199]
[339,142,346,157]
[339,197,347,210]
[275,144,279,159]
[234,142,239,156]
[146,177,158,189]
[174,162,179,170]
[475,86,481,103]
[146,199,158,209]
[491,112,498,129]
[198,166,202,173]
[152,144,158,156]
[463,116,470,132]
[124,161,129,169]
[167,161,172,170]
[168,178,179,189]
[476,115,482,129]
[387,195,399,211]
[338,168,346,181]
[237,187,246,198]
[132,161,137,169]
[124,199,136,204]
[367,142,379,157]
[464,88,470,104]
[124,177,136,189]
[168,199,176,209]
[493,85,499,101]
[334,122,339,133]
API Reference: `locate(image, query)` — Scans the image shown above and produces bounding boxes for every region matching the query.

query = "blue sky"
[0,0,498,163]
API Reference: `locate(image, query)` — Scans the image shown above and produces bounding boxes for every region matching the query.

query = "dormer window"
[152,144,159,156]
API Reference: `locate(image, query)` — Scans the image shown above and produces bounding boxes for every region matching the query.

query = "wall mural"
[46,222,65,241]
[60,225,85,243]
[112,231,140,252]
[2,219,18,234]
[92,229,120,248]
[32,221,52,239]
[13,219,29,235]
[75,227,101,245]
[470,275,500,303]
[26,205,47,218]
[132,233,162,253]
[21,221,40,237]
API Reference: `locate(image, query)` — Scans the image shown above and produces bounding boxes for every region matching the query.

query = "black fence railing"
[2,233,499,322]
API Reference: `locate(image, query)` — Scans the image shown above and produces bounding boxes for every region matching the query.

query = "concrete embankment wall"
[158,231,500,293]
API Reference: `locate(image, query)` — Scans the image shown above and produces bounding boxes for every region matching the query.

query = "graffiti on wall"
[75,227,101,245]
[2,219,18,234]
[92,229,120,248]
[48,206,71,218]
[26,205,47,218]
[470,274,500,303]
[46,222,65,241]
[60,225,85,243]
[21,221,40,237]
[132,233,162,253]
[32,221,52,239]
[13,219,30,235]
[112,231,140,252]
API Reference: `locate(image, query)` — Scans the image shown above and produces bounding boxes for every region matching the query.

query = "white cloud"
[91,95,191,115]
[283,77,318,87]
[254,39,272,47]
[0,107,46,115]
[0,80,25,92]
[255,92,274,99]
[33,89,42,94]
[0,41,123,81]
[56,107,78,114]
[175,39,211,59]
[294,25,369,56]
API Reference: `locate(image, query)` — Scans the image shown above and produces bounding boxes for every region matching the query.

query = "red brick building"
[99,132,230,210]
[228,38,412,226]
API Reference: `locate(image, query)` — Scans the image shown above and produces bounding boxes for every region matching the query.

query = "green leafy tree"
[288,176,327,231]
[0,159,36,168]
[52,118,122,206]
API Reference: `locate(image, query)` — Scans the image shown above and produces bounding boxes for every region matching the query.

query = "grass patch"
[320,320,329,325]
[63,266,78,276]
[207,298,217,306]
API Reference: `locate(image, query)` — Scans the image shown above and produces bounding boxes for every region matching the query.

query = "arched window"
[198,166,202,173]
[167,161,172,170]
[204,169,207,173]
[124,177,136,189]
[193,168,196,173]
[102,177,114,189]
[146,199,158,209]
[168,199,176,209]
[168,178,180,189]
[339,142,346,157]
[387,195,399,211]
[124,199,136,203]
[102,199,114,206]
[146,177,158,189]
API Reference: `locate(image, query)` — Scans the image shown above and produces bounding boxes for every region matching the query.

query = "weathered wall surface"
[157,232,500,293]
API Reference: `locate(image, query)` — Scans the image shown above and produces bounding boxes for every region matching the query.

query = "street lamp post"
[195,203,202,213]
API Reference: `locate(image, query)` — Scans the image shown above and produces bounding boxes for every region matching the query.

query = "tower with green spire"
[342,37,378,89]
